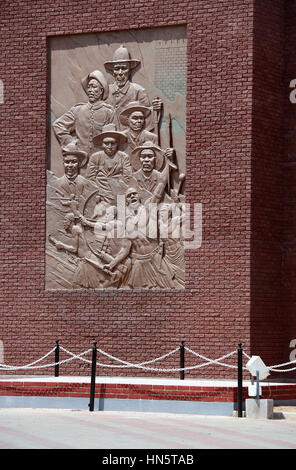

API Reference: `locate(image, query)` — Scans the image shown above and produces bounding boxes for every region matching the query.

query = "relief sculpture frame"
[46,26,187,290]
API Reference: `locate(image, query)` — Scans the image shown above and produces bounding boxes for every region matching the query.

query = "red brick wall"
[250,1,287,371]
[0,0,292,379]
[281,0,296,378]
[1,380,296,404]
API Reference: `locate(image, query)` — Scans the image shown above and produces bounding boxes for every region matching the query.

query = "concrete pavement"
[0,408,296,450]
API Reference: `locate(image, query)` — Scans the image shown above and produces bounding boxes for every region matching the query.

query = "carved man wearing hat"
[86,124,133,203]
[130,141,174,204]
[54,140,96,205]
[104,45,161,130]
[53,70,115,158]
[119,101,158,156]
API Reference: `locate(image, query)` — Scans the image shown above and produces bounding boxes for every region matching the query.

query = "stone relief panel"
[46,26,186,290]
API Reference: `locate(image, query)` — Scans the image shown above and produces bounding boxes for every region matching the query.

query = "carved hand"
[170,188,180,203]
[55,241,64,251]
[152,97,162,112]
[164,147,177,170]
[79,215,88,226]
[103,263,113,273]
[164,147,175,161]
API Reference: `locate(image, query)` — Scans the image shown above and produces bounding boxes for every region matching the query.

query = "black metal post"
[237,342,243,417]
[54,340,60,377]
[88,341,97,412]
[180,340,185,380]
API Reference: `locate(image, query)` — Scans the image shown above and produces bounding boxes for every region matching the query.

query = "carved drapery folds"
[46,30,186,290]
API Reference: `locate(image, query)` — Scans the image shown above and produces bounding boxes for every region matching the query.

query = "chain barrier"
[62,345,238,372]
[0,343,296,373]
[0,349,92,371]
[185,347,239,369]
[60,345,180,369]
[268,359,296,373]
[96,347,181,370]
[242,351,251,360]
[0,347,56,370]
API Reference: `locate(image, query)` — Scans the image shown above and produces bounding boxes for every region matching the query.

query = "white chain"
[268,358,296,369]
[185,347,239,369]
[26,349,92,370]
[95,347,180,369]
[59,346,92,364]
[60,346,236,372]
[0,348,91,371]
[242,351,251,360]
[91,347,238,372]
[60,346,180,369]
[1,343,296,374]
[0,347,56,370]
[63,346,240,372]
[241,352,296,373]
[269,366,296,372]
[95,347,183,371]
[268,358,296,373]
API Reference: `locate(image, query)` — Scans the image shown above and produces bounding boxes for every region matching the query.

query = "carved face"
[102,137,118,157]
[139,149,155,173]
[126,189,140,207]
[128,111,145,132]
[112,62,130,88]
[63,154,79,179]
[87,78,103,103]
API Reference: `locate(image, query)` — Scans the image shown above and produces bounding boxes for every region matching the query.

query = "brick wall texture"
[0,0,295,379]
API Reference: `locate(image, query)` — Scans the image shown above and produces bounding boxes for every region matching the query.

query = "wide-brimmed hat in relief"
[104,45,140,73]
[81,70,109,100]
[130,141,164,171]
[119,101,151,127]
[61,140,88,167]
[93,123,127,147]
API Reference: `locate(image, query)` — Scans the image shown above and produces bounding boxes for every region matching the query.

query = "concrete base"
[0,395,234,416]
[245,398,274,419]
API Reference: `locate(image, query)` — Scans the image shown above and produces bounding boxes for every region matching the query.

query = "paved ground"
[0,408,296,451]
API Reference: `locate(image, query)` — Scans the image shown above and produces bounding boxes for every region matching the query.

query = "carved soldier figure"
[119,101,158,156]
[104,45,161,130]
[86,123,133,203]
[54,140,96,209]
[52,70,114,158]
[130,141,175,204]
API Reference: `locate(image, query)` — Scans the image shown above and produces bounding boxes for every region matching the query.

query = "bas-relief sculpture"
[46,30,186,290]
